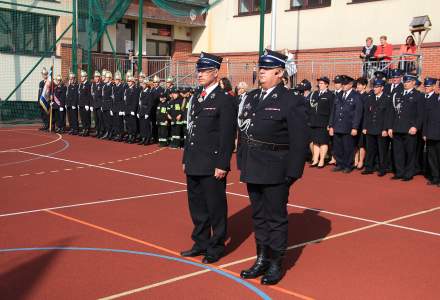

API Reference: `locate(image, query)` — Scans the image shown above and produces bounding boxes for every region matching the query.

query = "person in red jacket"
[375,35,394,77]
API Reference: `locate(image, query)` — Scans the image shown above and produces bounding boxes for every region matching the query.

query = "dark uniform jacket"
[138,88,154,118]
[308,90,335,128]
[91,81,103,109]
[237,83,308,184]
[329,89,363,134]
[387,88,424,133]
[183,85,236,176]
[52,84,66,109]
[362,93,392,135]
[113,83,125,113]
[423,93,440,140]
[102,82,113,111]
[384,82,403,96]
[124,85,139,115]
[181,97,190,123]
[66,82,78,107]
[78,81,92,107]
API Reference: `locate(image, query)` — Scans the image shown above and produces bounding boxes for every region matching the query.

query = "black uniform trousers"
[186,175,227,258]
[392,133,417,178]
[93,109,104,134]
[139,118,152,140]
[50,108,58,129]
[247,183,289,251]
[170,123,183,148]
[79,106,91,130]
[427,140,440,181]
[415,132,426,174]
[125,114,137,136]
[333,133,356,169]
[57,109,66,130]
[158,123,169,146]
[365,134,388,173]
[102,111,112,133]
[39,105,49,127]
[113,114,124,135]
[68,108,79,131]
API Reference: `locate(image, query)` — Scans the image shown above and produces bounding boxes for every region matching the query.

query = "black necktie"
[259,90,267,102]
[343,92,347,100]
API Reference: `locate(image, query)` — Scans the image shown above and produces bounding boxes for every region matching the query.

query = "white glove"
[85,105,90,111]
[118,111,123,116]
[101,107,103,111]
[110,111,113,116]
[72,106,76,109]
[90,107,94,112]
[121,111,125,116]
[145,114,148,119]
[130,111,135,116]
[59,107,64,112]
[137,114,140,118]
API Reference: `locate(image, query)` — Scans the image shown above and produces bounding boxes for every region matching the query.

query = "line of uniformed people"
[38,68,194,147]
[296,69,440,186]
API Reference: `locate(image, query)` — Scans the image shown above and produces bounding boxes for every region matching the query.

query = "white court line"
[15,149,440,238]
[0,132,62,153]
[0,189,188,218]
[100,205,440,300]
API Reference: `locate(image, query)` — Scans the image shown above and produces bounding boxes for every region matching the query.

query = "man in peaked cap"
[91,70,104,138]
[385,69,404,95]
[328,75,363,173]
[112,71,126,142]
[66,72,79,135]
[387,73,425,181]
[423,77,440,186]
[181,52,236,265]
[237,49,308,285]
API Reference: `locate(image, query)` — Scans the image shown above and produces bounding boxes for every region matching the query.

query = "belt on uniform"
[244,138,289,151]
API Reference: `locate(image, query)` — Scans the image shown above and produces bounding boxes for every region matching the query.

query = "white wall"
[0,54,62,101]
[193,0,440,53]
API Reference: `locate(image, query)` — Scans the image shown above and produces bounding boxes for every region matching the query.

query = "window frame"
[288,0,332,11]
[236,0,272,17]
[0,8,57,57]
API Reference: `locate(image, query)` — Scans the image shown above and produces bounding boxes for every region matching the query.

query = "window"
[291,0,331,9]
[146,22,172,37]
[116,20,135,54]
[0,8,57,56]
[238,0,272,15]
[146,39,171,57]
[349,0,383,3]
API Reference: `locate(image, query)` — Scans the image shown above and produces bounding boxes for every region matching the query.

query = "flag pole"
[49,56,55,132]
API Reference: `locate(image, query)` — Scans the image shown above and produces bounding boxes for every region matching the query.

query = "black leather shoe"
[100,132,108,140]
[427,179,439,185]
[391,175,402,180]
[71,130,78,136]
[261,250,284,285]
[332,166,343,172]
[361,170,374,175]
[240,245,270,279]
[202,255,220,264]
[83,129,89,137]
[180,249,206,257]
[377,171,386,177]
[342,168,353,174]
[402,177,413,182]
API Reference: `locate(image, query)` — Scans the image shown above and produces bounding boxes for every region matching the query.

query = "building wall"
[193,0,440,53]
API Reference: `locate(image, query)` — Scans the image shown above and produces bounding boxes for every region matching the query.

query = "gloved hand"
[118,111,124,116]
[72,106,76,109]
[110,110,113,116]
[90,107,94,112]
[145,114,148,119]
[85,105,90,111]
[285,176,297,187]
[130,111,135,116]
[59,107,64,112]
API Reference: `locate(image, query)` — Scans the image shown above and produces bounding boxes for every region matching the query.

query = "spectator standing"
[375,36,393,77]
[399,35,417,73]
[360,37,377,78]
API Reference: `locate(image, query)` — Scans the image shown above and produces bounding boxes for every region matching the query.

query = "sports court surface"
[1,126,439,299]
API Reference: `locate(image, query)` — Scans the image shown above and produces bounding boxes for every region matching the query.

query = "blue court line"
[0,247,271,300]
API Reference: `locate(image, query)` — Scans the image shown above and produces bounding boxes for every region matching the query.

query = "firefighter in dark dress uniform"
[78,70,92,136]
[237,49,308,285]
[329,75,363,173]
[91,71,104,138]
[361,78,392,176]
[137,78,154,145]
[180,52,236,265]
[180,87,191,144]
[38,67,49,131]
[112,72,126,142]
[422,77,439,185]
[124,75,139,144]
[66,72,79,135]
[101,71,113,140]
[387,74,425,181]
[52,75,67,133]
